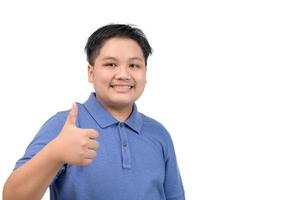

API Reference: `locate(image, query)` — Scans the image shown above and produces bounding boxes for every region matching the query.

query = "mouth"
[110,85,134,92]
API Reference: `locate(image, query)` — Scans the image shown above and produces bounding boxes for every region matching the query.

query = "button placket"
[118,122,131,169]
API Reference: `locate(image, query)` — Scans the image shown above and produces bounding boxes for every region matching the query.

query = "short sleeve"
[163,131,185,200]
[14,112,68,181]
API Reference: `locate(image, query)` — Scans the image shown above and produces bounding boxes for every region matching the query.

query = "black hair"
[85,24,152,66]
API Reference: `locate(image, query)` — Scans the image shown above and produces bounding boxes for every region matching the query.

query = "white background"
[1,0,301,199]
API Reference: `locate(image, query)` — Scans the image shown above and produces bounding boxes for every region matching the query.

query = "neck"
[95,96,133,122]
[107,105,133,122]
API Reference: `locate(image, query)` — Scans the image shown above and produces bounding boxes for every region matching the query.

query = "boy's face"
[88,37,147,110]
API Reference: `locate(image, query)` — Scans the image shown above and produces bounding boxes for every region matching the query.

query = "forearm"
[3,140,63,200]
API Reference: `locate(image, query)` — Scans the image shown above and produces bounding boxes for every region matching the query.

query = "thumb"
[65,103,78,126]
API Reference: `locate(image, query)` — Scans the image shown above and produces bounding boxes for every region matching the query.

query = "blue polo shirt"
[15,93,185,200]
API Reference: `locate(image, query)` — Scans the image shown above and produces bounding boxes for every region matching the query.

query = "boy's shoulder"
[140,113,164,128]
[140,113,171,138]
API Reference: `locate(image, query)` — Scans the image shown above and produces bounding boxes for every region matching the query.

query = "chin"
[109,99,135,108]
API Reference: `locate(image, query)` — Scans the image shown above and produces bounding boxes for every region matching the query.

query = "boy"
[3,24,185,200]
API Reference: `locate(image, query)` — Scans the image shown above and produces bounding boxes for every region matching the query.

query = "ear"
[88,64,94,83]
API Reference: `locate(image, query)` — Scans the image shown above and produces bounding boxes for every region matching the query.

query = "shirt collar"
[125,103,143,134]
[83,92,143,134]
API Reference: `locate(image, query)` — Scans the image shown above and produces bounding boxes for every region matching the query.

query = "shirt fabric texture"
[15,93,185,200]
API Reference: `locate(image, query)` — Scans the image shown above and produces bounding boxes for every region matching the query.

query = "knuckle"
[78,151,84,158]
[80,140,88,148]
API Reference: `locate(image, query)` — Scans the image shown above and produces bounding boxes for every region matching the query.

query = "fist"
[52,103,100,166]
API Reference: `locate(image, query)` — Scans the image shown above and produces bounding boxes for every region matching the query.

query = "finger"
[80,158,93,166]
[65,103,78,126]
[86,129,99,139]
[87,140,100,150]
[85,149,97,159]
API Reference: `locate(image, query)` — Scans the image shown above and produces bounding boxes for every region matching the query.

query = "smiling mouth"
[110,85,134,88]
[110,85,134,92]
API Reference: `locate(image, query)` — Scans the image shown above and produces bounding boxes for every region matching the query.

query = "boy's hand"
[51,103,100,166]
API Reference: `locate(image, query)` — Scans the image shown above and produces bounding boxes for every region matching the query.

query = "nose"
[115,65,131,80]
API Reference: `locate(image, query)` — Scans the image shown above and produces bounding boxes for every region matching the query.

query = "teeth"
[112,85,132,88]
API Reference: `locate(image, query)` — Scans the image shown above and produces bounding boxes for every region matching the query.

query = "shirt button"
[123,142,128,147]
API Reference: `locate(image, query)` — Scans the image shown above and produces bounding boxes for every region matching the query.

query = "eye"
[129,64,140,68]
[104,63,117,67]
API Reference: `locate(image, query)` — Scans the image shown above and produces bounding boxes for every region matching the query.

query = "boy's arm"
[3,103,100,200]
[3,140,63,200]
[163,132,185,200]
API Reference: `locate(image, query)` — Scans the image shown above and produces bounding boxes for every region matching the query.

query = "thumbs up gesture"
[52,103,100,166]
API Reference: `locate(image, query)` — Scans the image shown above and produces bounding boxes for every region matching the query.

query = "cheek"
[136,75,146,87]
[94,71,112,84]
[135,71,146,82]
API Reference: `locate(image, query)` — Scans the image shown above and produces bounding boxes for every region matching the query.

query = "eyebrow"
[129,57,144,62]
[102,56,118,61]
[101,56,144,62]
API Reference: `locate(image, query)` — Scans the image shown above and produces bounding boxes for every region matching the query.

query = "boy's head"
[86,24,152,111]
[85,24,152,66]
